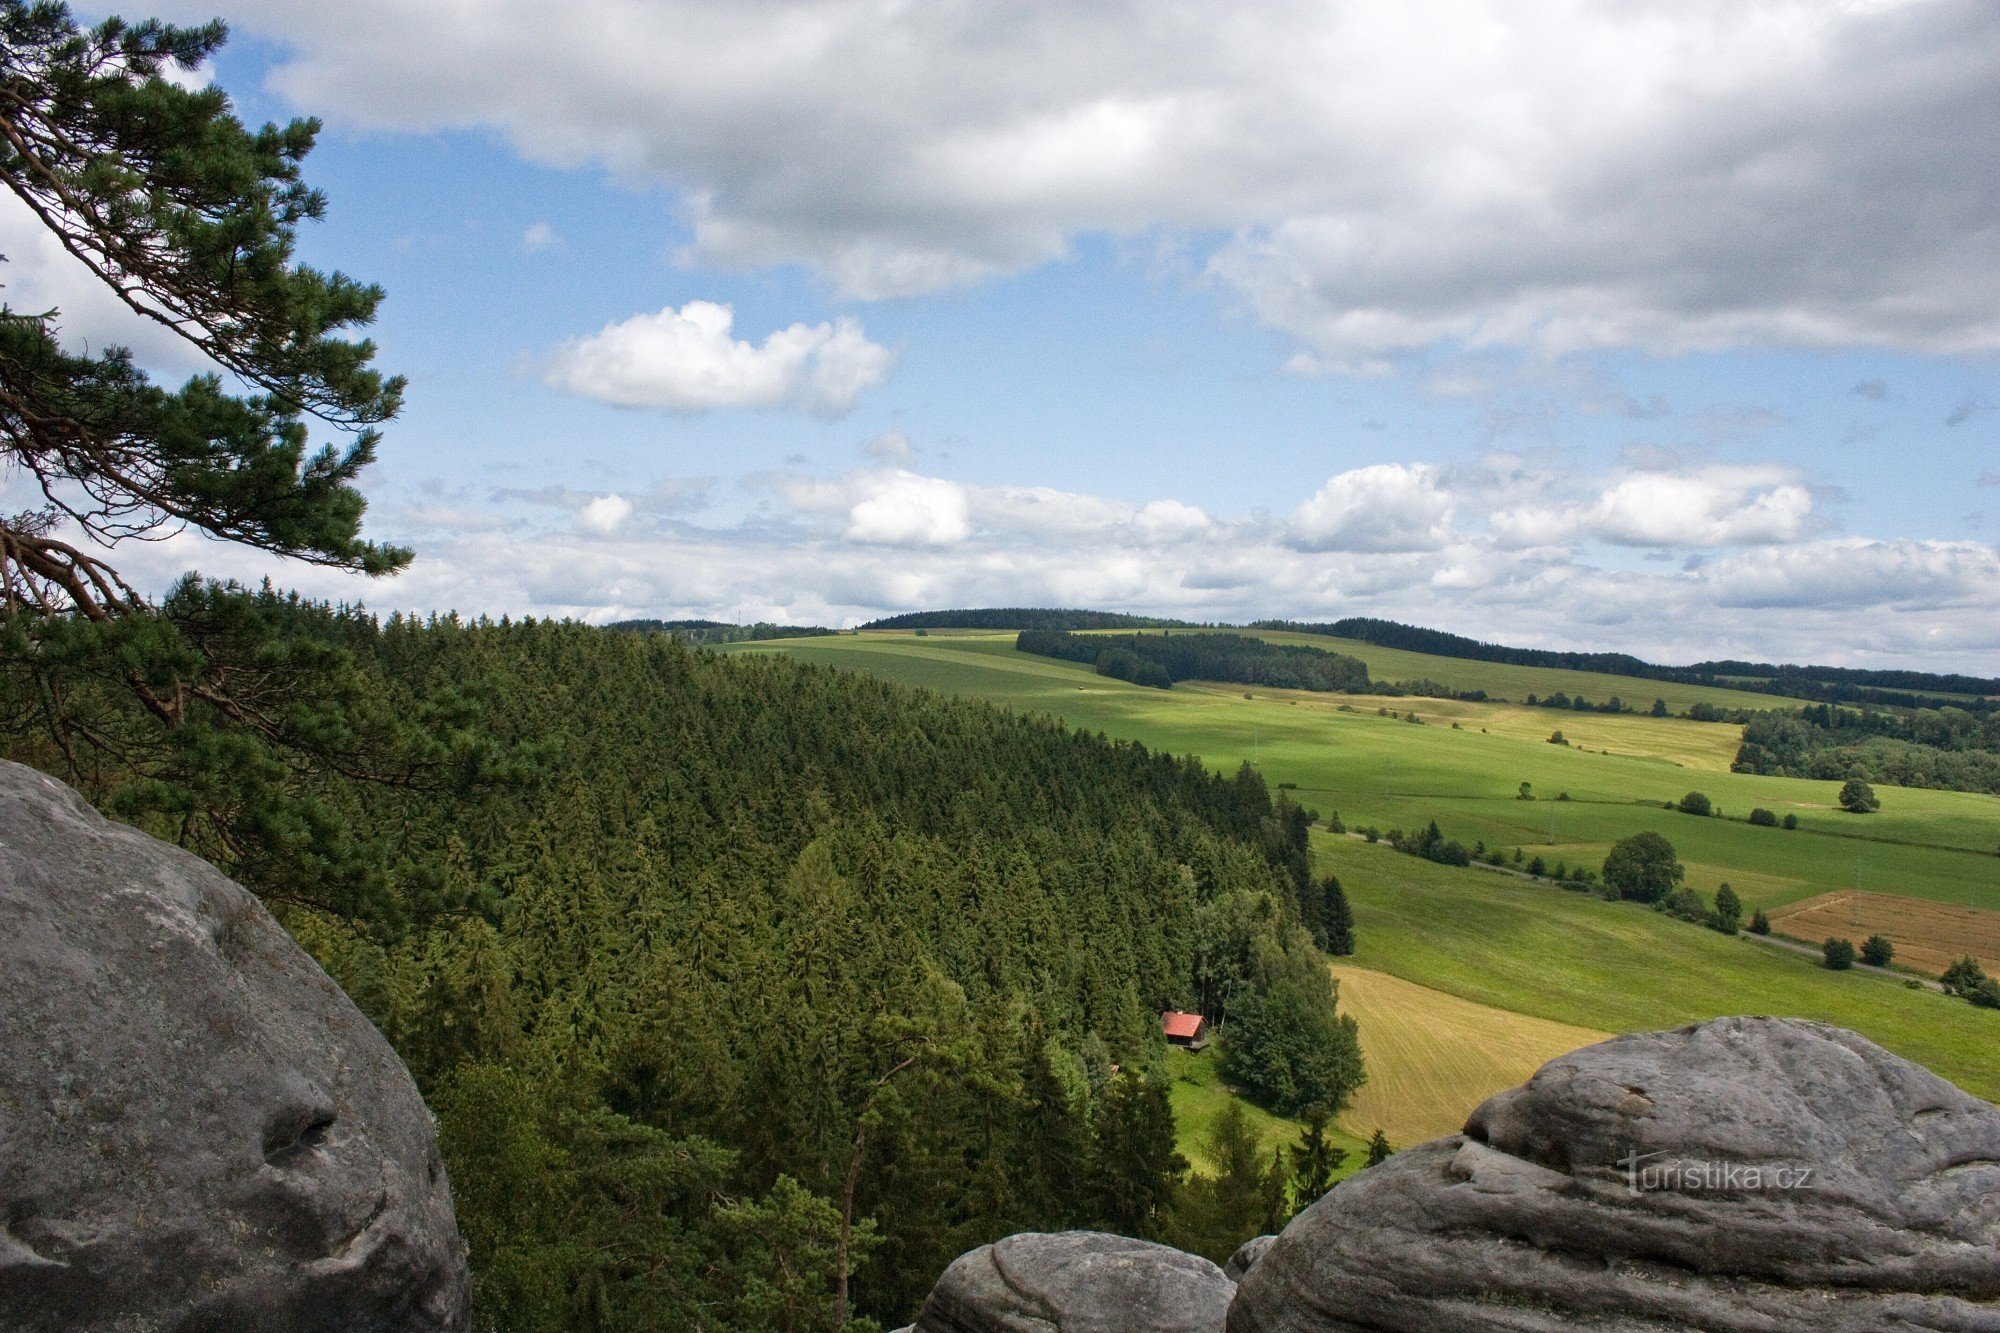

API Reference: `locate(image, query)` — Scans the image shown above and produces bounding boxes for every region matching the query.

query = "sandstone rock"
[0,762,469,1331]
[1229,1016,2000,1332]
[916,1230,1234,1332]
[1223,1236,1273,1282]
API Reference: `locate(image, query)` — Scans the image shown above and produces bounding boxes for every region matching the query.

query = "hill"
[1270,617,2000,710]
[860,607,1201,631]
[4,608,1339,1329]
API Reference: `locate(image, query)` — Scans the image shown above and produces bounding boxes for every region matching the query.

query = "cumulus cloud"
[77,461,2000,673]
[844,472,971,547]
[1587,469,1814,548]
[178,0,2000,361]
[541,300,895,415]
[1288,464,1453,553]
[578,493,634,534]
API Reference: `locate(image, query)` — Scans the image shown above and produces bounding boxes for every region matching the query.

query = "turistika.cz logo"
[1618,1150,1816,1196]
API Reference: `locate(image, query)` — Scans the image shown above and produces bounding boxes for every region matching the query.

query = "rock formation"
[0,761,469,1331]
[902,1017,2000,1331]
[913,1231,1235,1332]
[1230,1016,2000,1331]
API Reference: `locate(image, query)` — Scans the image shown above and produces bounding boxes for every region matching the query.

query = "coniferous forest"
[0,596,1354,1329]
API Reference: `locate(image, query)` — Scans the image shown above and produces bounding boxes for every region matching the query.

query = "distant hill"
[861,608,1203,631]
[607,619,835,645]
[1260,618,1999,712]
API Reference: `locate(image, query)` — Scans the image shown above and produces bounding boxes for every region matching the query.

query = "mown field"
[731,630,2000,1122]
[1326,962,1609,1146]
[1770,890,2000,977]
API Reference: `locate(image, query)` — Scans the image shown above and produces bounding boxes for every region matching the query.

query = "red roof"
[1161,1011,1205,1039]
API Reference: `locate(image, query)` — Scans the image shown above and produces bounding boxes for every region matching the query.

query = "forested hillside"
[2,599,1348,1329]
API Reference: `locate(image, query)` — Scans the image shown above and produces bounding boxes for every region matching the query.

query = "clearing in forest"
[1328,962,1610,1147]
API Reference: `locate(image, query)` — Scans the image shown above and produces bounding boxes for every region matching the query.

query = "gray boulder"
[916,1231,1234,1332]
[1223,1236,1273,1283]
[1229,1016,2000,1331]
[0,762,469,1331]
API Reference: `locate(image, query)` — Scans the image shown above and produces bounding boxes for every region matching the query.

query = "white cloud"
[164,0,2000,360]
[1288,464,1453,553]
[578,493,633,534]
[0,191,213,373]
[1706,538,2000,610]
[541,300,895,415]
[521,221,560,252]
[844,472,970,547]
[77,465,2000,674]
[1588,470,1814,548]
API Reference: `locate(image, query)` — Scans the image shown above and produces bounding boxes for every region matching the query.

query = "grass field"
[731,632,2000,916]
[1768,891,2000,978]
[1321,833,2000,1104]
[1164,1046,1368,1183]
[1326,962,1608,1146]
[1195,628,1788,714]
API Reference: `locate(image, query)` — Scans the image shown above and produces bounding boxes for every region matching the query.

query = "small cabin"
[1161,1010,1208,1051]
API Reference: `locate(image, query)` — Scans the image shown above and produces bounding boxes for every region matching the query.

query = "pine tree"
[1365,1129,1393,1167]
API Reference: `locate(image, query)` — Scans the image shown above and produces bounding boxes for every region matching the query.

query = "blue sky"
[15,2,2000,670]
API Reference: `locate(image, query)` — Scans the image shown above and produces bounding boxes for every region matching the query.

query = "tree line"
[1016,630,1371,693]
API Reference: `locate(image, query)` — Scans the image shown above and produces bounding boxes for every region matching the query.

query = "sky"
[9,0,2000,670]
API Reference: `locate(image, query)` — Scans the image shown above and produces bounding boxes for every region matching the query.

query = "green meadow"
[733,627,2000,1134]
[732,632,2000,914]
[1320,831,2000,1104]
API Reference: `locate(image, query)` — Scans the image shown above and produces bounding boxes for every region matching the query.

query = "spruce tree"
[1365,1129,1392,1167]
[1321,874,1356,956]
[1289,1106,1347,1209]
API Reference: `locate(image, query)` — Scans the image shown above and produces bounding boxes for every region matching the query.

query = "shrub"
[1323,811,1345,833]
[1362,827,1380,844]
[1782,813,1799,830]
[1678,791,1712,817]
[1659,886,1709,924]
[1518,782,1534,801]
[1860,935,1894,968]
[1548,731,1567,745]
[1748,808,1778,827]
[1748,908,1771,935]
[1941,956,1989,997]
[1838,777,1880,814]
[1971,979,2000,1010]
[1527,856,1547,877]
[1602,832,1683,904]
[1822,938,1856,970]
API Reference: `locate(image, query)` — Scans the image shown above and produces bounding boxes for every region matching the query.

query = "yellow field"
[1769,891,2000,978]
[1329,962,1610,1147]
